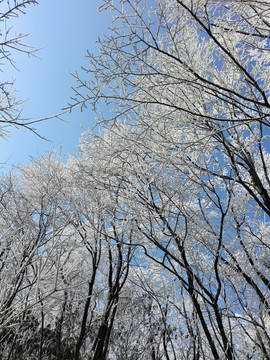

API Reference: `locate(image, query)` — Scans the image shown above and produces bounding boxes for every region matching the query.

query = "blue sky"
[2,0,112,169]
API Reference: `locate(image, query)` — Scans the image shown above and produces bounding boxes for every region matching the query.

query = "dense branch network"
[0,1,270,359]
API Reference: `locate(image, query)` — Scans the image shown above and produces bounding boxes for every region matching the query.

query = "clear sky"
[1,0,112,169]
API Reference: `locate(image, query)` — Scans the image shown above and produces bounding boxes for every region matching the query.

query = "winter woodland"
[1,0,270,359]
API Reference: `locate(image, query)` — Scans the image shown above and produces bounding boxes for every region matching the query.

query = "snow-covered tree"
[0,0,43,139]
[2,0,270,358]
[69,0,270,358]
[0,151,136,360]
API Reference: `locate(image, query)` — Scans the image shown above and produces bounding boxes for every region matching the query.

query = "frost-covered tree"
[0,151,136,360]
[69,0,270,358]
[0,0,52,140]
[0,153,76,359]
[1,0,270,359]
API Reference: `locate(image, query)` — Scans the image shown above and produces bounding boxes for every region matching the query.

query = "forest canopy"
[1,0,270,359]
